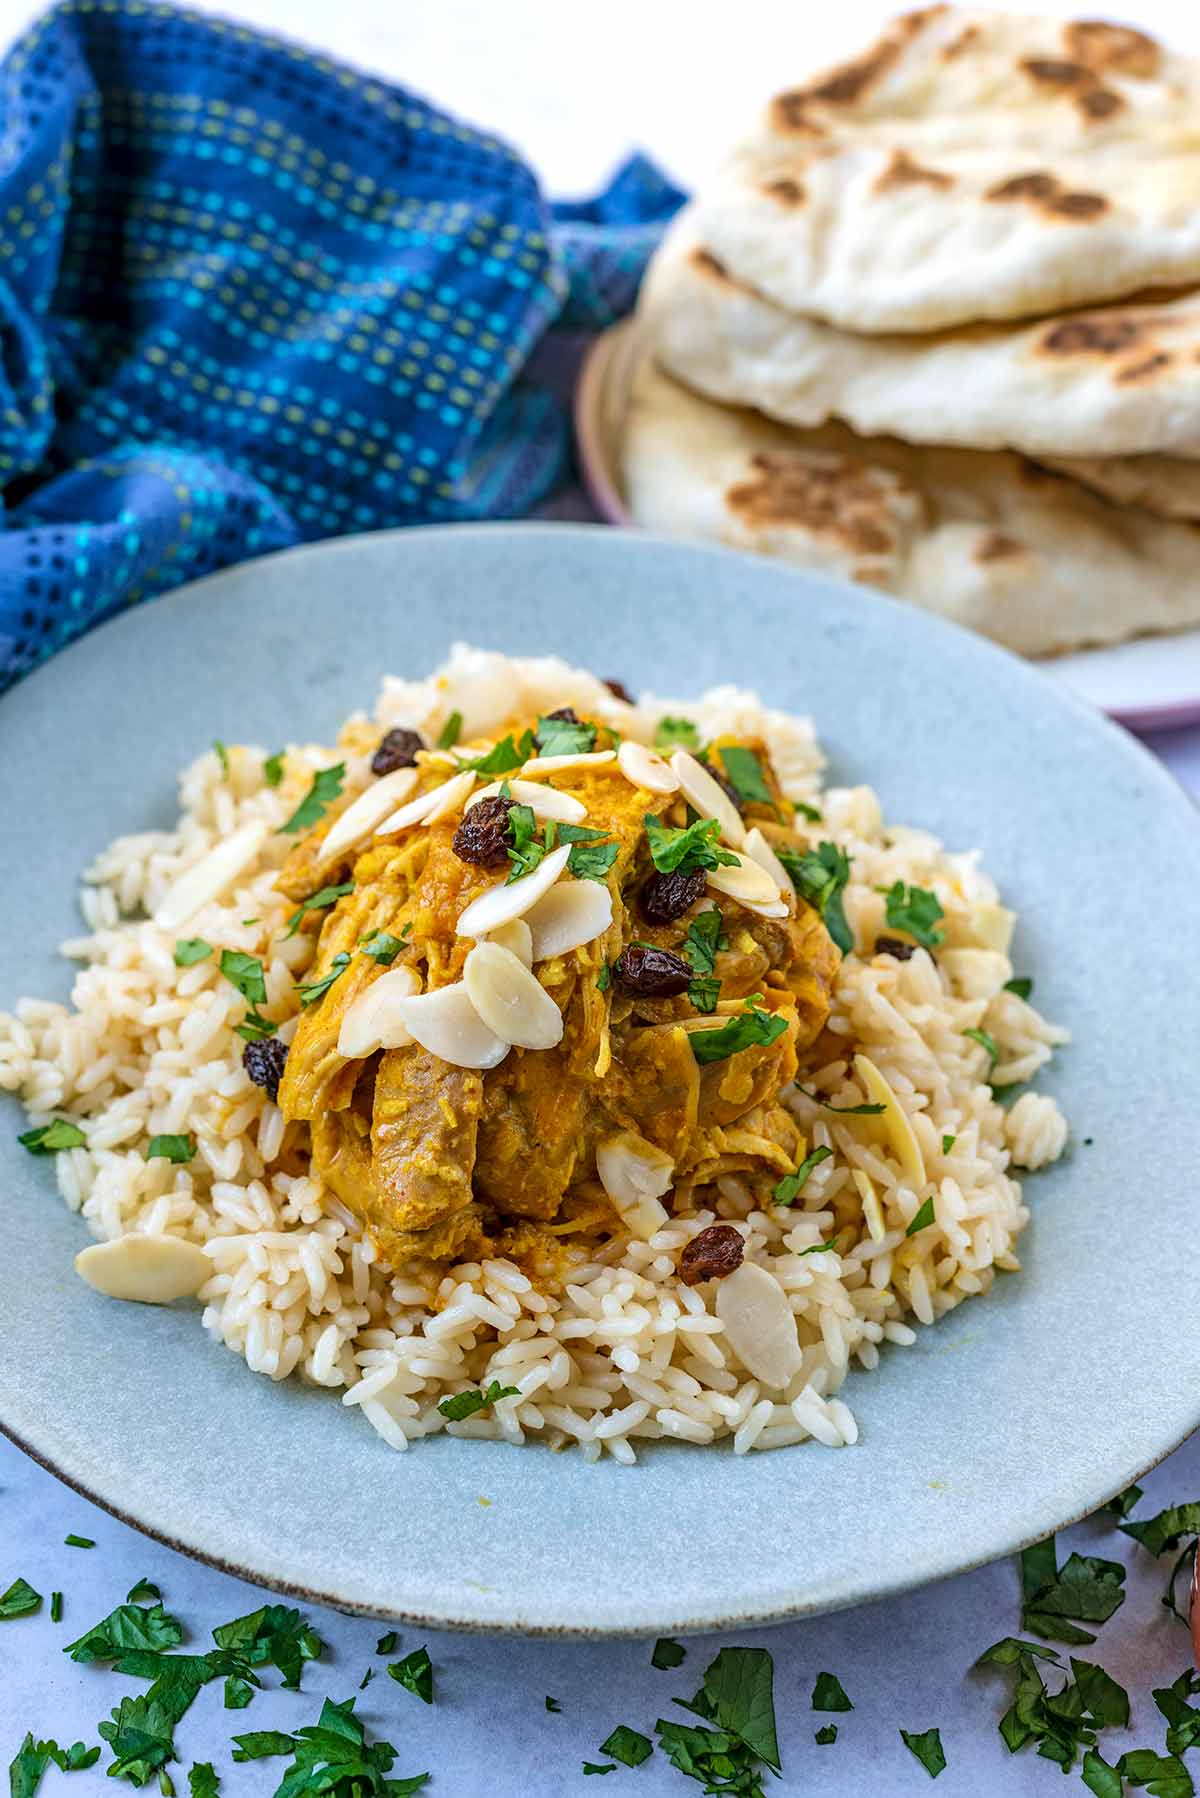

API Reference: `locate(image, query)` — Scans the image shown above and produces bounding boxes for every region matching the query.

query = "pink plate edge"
[573,327,1200,732]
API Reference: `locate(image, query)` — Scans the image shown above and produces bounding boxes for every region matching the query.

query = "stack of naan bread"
[621,8,1200,656]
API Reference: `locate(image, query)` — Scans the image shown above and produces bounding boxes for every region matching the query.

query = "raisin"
[371,727,424,776]
[874,935,916,961]
[604,678,634,704]
[679,1223,745,1285]
[640,866,707,925]
[243,1036,288,1102]
[453,793,514,867]
[709,765,745,812]
[614,945,692,997]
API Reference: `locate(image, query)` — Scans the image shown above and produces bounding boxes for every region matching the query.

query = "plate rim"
[3,520,1200,1637]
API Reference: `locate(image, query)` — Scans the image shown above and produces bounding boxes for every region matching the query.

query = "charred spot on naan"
[1037,316,1151,358]
[727,451,899,559]
[974,532,1027,564]
[1116,352,1174,385]
[986,171,1108,220]
[1019,56,1124,120]
[941,22,981,60]
[1064,20,1160,79]
[761,176,806,206]
[770,6,941,125]
[690,246,734,285]
[874,149,954,193]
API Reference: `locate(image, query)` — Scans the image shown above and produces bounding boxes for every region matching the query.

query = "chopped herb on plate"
[464,730,535,776]
[147,1135,195,1164]
[795,1085,884,1116]
[653,717,700,753]
[905,1197,936,1237]
[262,751,285,787]
[18,1120,86,1155]
[718,744,773,808]
[279,762,346,835]
[778,841,853,956]
[535,714,597,758]
[212,740,230,778]
[690,1002,788,1067]
[283,881,353,938]
[173,938,212,967]
[877,880,945,948]
[435,710,463,751]
[296,952,351,1007]
[1004,976,1034,1000]
[219,950,267,1007]
[773,1146,833,1207]
[360,929,407,965]
[963,1027,999,1071]
[437,1380,519,1423]
[942,1133,957,1153]
[644,813,738,878]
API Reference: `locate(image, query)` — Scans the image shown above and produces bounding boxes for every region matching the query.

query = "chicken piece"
[696,998,801,1130]
[604,1021,700,1161]
[475,1050,589,1220]
[370,1045,484,1244]
[312,1105,485,1265]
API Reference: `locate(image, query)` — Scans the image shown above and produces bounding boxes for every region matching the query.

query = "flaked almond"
[375,769,476,838]
[616,739,680,795]
[714,1260,803,1390]
[519,749,616,778]
[466,778,585,824]
[854,1052,927,1190]
[154,820,269,931]
[483,918,533,967]
[75,1234,211,1304]
[669,749,746,847]
[320,768,419,864]
[705,850,786,914]
[456,843,571,938]
[336,965,420,1059]
[742,827,794,900]
[393,982,509,1069]
[852,1167,887,1244]
[463,941,564,1050]
[595,1131,674,1240]
[524,879,613,960]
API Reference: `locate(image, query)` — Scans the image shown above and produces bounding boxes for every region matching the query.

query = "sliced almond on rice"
[852,1167,887,1244]
[669,749,746,848]
[154,820,269,931]
[616,739,680,795]
[375,769,476,838]
[464,942,564,1050]
[75,1234,211,1304]
[705,850,787,915]
[518,750,616,778]
[595,1131,675,1240]
[456,843,570,938]
[466,779,586,824]
[319,768,419,864]
[337,965,420,1059]
[742,827,794,903]
[854,1052,927,1191]
[483,918,533,967]
[393,982,510,1069]
[714,1260,803,1390]
[523,879,613,961]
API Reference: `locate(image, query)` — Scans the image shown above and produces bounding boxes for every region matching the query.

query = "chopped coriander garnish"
[644,813,738,878]
[719,744,773,808]
[773,1146,833,1207]
[376,1632,398,1655]
[1114,1750,1192,1794]
[9,1736,101,1789]
[66,1592,183,1661]
[147,1134,195,1164]
[535,714,597,758]
[283,881,353,938]
[1153,1669,1200,1757]
[219,949,267,1006]
[212,1602,324,1691]
[234,1008,277,1043]
[279,761,346,835]
[685,907,726,976]
[360,929,408,965]
[794,799,822,823]
[64,1534,95,1549]
[436,710,463,750]
[127,1579,161,1603]
[464,729,535,776]
[877,880,945,948]
[686,976,722,1014]
[212,740,230,778]
[262,751,285,787]
[1019,1535,1126,1643]
[1103,1483,1143,1522]
[779,841,854,956]
[159,1771,176,1795]
[224,1674,255,1709]
[545,1696,562,1713]
[816,1724,838,1745]
[690,1003,788,1067]
[230,1730,298,1761]
[678,1645,781,1774]
[1120,1501,1200,1623]
[599,1725,653,1768]
[562,829,619,883]
[798,1234,842,1257]
[438,1379,520,1422]
[1004,976,1034,1000]
[0,1577,42,1618]
[812,1671,853,1712]
[18,1119,86,1155]
[653,1638,686,1670]
[296,952,351,1006]
[582,1764,615,1776]
[237,1696,428,1791]
[188,1766,220,1798]
[795,1085,884,1116]
[173,938,212,967]
[903,1197,935,1237]
[942,1133,957,1153]
[653,716,700,753]
[388,1645,433,1704]
[900,1727,946,1779]
[978,1638,1129,1772]
[963,1026,999,1070]
[505,802,545,883]
[50,1590,62,1622]
[596,963,611,992]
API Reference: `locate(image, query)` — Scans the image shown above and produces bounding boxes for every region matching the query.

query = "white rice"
[0,644,1068,1462]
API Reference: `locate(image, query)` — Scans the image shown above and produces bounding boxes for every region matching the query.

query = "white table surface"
[4,3,1200,1791]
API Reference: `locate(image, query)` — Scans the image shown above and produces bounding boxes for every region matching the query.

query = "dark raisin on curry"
[640,866,707,925]
[614,945,692,998]
[371,727,424,776]
[875,935,917,962]
[679,1223,745,1285]
[243,1036,288,1102]
[453,794,515,868]
[604,678,634,704]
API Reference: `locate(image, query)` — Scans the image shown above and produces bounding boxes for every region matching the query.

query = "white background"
[1,2,1199,1792]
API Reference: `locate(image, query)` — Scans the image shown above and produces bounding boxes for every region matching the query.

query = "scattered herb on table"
[718,745,773,808]
[877,880,945,949]
[778,842,854,956]
[211,1603,324,1692]
[812,1671,853,1712]
[653,717,700,753]
[63,1535,95,1549]
[389,1646,434,1704]
[437,1380,519,1423]
[598,1725,653,1768]
[816,1725,839,1745]
[582,1763,615,1776]
[50,1591,63,1622]
[1153,1669,1200,1757]
[545,1696,562,1713]
[279,762,346,835]
[1019,1535,1127,1644]
[900,1727,946,1779]
[976,1637,1129,1771]
[296,952,351,1007]
[282,881,353,938]
[773,1146,833,1207]
[658,1645,781,1796]
[8,1734,101,1793]
[147,1135,196,1165]
[376,1632,398,1656]
[173,939,212,968]
[235,1695,428,1792]
[1,1577,42,1618]
[187,1766,219,1798]
[1104,1484,1143,1521]
[1120,1500,1200,1623]
[18,1120,86,1155]
[691,1002,788,1067]
[652,1638,686,1671]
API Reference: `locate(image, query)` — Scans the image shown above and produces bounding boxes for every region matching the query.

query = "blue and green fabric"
[0,0,684,687]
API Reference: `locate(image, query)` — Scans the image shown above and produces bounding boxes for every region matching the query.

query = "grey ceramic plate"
[2,524,1199,1637]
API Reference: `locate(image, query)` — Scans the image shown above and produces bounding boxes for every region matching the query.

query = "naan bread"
[641,210,1200,464]
[1041,454,1200,522]
[619,351,1200,658]
[695,8,1200,331]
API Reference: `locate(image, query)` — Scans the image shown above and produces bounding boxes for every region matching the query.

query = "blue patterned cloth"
[0,1,684,687]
